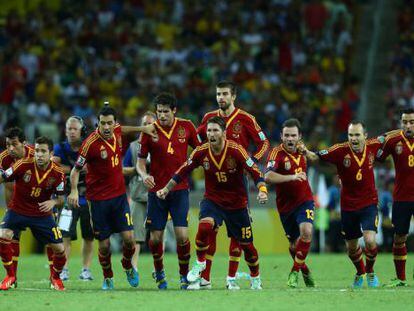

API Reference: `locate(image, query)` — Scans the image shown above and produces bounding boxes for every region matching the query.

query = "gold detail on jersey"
[232,120,242,139]
[208,141,228,170]
[30,187,41,197]
[97,131,117,153]
[395,142,403,155]
[100,146,108,159]
[155,119,178,140]
[356,169,362,181]
[167,142,175,154]
[408,154,414,167]
[218,108,240,129]
[34,162,54,185]
[295,167,302,174]
[343,154,351,168]
[177,126,186,139]
[282,145,301,167]
[401,131,414,152]
[111,154,119,167]
[349,144,367,168]
[23,170,32,183]
[215,171,227,182]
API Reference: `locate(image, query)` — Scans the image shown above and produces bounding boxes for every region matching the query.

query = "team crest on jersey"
[395,142,403,155]
[284,157,291,171]
[23,170,32,183]
[368,153,375,166]
[177,126,186,143]
[226,157,237,173]
[47,177,56,186]
[203,157,210,170]
[232,121,242,139]
[343,154,351,168]
[100,146,108,159]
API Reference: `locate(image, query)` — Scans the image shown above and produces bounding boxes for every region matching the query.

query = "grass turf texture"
[1,253,413,311]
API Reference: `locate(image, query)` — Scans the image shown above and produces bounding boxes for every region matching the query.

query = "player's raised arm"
[121,124,158,139]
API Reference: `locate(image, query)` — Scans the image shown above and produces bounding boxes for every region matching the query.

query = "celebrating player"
[157,116,268,290]
[302,121,382,288]
[196,81,269,289]
[67,105,156,290]
[378,109,414,287]
[137,93,200,289]
[0,136,66,291]
[265,119,315,288]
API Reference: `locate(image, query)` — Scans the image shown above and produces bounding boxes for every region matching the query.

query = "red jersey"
[318,139,381,211]
[139,118,200,192]
[197,108,269,161]
[75,124,126,201]
[266,145,313,214]
[174,140,264,210]
[378,131,414,201]
[2,158,65,217]
[0,145,34,169]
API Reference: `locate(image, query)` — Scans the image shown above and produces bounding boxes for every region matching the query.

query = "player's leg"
[169,190,191,289]
[146,192,169,289]
[360,204,379,287]
[60,206,79,280]
[79,203,94,280]
[10,232,20,280]
[0,228,16,290]
[342,209,365,288]
[130,200,147,271]
[200,227,218,283]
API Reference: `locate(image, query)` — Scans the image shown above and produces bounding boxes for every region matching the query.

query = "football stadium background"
[0,0,413,309]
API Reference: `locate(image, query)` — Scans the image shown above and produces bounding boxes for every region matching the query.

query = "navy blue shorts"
[146,190,189,230]
[199,199,253,243]
[392,201,414,235]
[1,209,62,244]
[279,200,315,242]
[89,193,133,241]
[341,204,378,240]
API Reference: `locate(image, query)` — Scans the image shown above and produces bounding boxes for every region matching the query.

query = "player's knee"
[50,243,65,254]
[300,230,312,242]
[150,232,163,245]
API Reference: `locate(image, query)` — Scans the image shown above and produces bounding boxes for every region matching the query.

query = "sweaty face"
[6,137,25,159]
[66,120,82,143]
[207,123,225,148]
[156,104,175,127]
[348,123,367,152]
[281,127,301,153]
[401,113,414,138]
[216,87,235,112]
[35,143,52,167]
[99,115,116,139]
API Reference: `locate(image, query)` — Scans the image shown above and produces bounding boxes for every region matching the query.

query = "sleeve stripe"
[80,134,99,156]
[254,139,270,160]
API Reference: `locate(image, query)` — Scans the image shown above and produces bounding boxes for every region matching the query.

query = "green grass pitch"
[1,253,413,311]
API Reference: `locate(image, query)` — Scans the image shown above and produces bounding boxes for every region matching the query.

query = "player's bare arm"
[136,157,155,189]
[122,166,136,176]
[297,142,319,162]
[122,124,158,139]
[265,170,307,184]
[256,181,268,204]
[67,166,81,207]
[38,195,64,213]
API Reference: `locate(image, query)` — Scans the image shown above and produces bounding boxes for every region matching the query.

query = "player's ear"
[172,107,177,114]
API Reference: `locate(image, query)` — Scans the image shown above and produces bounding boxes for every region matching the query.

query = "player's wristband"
[259,186,268,193]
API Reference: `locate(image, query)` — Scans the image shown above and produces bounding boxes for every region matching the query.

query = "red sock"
[348,246,366,275]
[46,246,54,277]
[98,250,113,278]
[201,229,217,281]
[292,239,311,272]
[195,221,214,262]
[365,246,378,273]
[52,250,66,279]
[393,242,407,281]
[228,237,242,277]
[240,242,259,277]
[0,238,15,277]
[149,240,164,272]
[289,244,310,274]
[177,239,191,276]
[121,243,135,270]
[11,240,19,277]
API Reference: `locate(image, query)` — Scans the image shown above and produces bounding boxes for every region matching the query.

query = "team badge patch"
[226,157,237,172]
[56,181,64,192]
[343,154,351,168]
[246,158,254,167]
[284,160,291,171]
[203,157,210,170]
[232,120,242,139]
[47,177,56,186]
[395,142,403,155]
[258,131,266,141]
[5,167,13,178]
[178,126,186,143]
[23,170,32,183]
[267,160,275,169]
[368,153,375,166]
[100,146,108,159]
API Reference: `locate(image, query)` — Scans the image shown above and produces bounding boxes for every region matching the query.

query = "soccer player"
[264,119,315,288]
[0,136,66,291]
[378,109,414,287]
[123,111,156,270]
[196,81,269,289]
[67,105,156,290]
[302,121,382,288]
[137,93,200,289]
[0,127,34,286]
[157,116,267,290]
[52,116,94,281]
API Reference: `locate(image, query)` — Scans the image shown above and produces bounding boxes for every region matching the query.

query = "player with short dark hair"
[196,81,270,289]
[137,92,200,290]
[53,116,94,281]
[157,116,268,290]
[0,136,66,291]
[302,121,382,288]
[378,109,414,287]
[67,104,156,290]
[265,118,315,288]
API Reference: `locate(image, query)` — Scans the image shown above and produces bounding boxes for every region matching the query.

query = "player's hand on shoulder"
[156,188,169,200]
[292,172,307,182]
[143,124,158,139]
[143,175,156,189]
[257,191,268,204]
